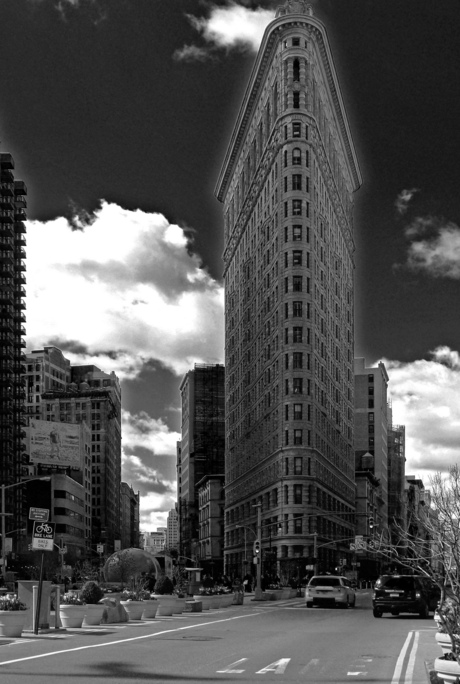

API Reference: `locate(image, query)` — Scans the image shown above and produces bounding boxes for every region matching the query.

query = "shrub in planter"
[80,581,105,604]
[0,596,27,611]
[154,575,174,595]
[61,593,84,606]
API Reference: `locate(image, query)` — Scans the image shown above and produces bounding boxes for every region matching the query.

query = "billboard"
[29,419,82,468]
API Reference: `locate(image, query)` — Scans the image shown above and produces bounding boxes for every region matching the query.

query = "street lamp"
[252,503,262,600]
[1,477,51,582]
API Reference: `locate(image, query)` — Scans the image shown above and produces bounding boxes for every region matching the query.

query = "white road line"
[300,658,319,674]
[391,631,414,684]
[256,658,290,674]
[217,658,247,673]
[0,613,260,667]
[405,631,419,684]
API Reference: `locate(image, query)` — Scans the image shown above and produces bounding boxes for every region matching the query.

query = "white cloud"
[403,218,460,279]
[26,200,225,379]
[384,347,460,482]
[395,187,419,215]
[178,2,273,60]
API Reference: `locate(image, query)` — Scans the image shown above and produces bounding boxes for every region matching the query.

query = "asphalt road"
[0,591,441,683]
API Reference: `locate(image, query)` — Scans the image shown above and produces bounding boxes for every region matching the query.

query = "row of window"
[284,224,309,242]
[284,147,309,167]
[283,199,310,217]
[284,250,310,267]
[285,403,310,421]
[284,122,309,141]
[285,428,311,446]
[285,275,310,292]
[284,326,311,345]
[284,301,310,318]
[284,174,309,192]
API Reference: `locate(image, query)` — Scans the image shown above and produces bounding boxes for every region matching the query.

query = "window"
[292,37,300,46]
[293,58,300,81]
[294,484,302,504]
[292,174,302,191]
[293,403,302,420]
[293,378,303,394]
[294,515,303,533]
[292,199,302,215]
[293,225,302,241]
[294,456,303,474]
[293,92,300,108]
[293,122,301,137]
[293,327,303,343]
[292,148,301,165]
[368,374,374,383]
[293,352,303,369]
[293,301,302,317]
[293,275,302,291]
[368,412,374,422]
[284,485,289,504]
[285,404,289,420]
[294,429,303,445]
[293,250,302,265]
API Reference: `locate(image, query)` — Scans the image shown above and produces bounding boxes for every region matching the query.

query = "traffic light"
[369,516,374,529]
[253,539,261,555]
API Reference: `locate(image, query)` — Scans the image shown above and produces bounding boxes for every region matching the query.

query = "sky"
[1,0,460,530]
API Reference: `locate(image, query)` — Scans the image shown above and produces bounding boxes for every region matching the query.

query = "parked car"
[306,575,356,608]
[372,574,440,618]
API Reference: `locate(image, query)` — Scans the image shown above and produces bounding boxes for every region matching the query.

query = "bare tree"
[376,465,460,662]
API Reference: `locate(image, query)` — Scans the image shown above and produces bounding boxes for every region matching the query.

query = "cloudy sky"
[1,0,460,529]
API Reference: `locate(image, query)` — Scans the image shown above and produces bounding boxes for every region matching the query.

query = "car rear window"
[309,577,341,587]
[377,577,415,591]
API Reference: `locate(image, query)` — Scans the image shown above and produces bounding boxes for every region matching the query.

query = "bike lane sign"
[32,521,56,551]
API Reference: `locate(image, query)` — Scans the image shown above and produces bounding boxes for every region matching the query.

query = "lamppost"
[252,503,262,599]
[1,477,51,582]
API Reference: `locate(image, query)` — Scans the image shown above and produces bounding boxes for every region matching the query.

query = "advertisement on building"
[29,419,82,468]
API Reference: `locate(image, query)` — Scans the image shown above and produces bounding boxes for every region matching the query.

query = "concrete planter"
[83,604,105,626]
[120,600,145,621]
[436,632,460,655]
[434,655,460,683]
[0,610,28,637]
[194,594,212,610]
[173,598,186,614]
[59,604,86,628]
[141,600,158,619]
[153,595,177,616]
[220,594,234,608]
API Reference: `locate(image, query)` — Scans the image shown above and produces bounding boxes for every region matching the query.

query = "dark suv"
[372,575,440,618]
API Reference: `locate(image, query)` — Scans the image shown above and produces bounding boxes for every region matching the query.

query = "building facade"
[215,2,361,579]
[178,364,225,563]
[354,358,389,531]
[166,509,179,551]
[0,153,28,549]
[120,482,140,549]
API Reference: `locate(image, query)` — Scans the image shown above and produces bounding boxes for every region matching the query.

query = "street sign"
[97,544,104,554]
[29,507,49,522]
[32,521,55,551]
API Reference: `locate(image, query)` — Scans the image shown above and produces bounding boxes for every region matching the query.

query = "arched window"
[292,147,301,165]
[293,58,300,82]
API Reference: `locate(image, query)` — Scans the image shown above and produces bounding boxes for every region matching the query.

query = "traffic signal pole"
[253,503,262,600]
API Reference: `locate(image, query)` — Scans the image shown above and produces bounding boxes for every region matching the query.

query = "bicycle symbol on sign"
[35,523,53,535]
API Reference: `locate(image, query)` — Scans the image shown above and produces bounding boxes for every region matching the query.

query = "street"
[0,592,440,683]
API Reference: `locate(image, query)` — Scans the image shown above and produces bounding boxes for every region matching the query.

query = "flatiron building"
[215,1,362,578]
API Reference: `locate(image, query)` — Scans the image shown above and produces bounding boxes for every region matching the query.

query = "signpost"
[30,515,54,634]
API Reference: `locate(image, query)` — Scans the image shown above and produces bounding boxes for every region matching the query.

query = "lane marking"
[405,631,419,684]
[347,672,368,677]
[217,658,247,673]
[256,658,290,674]
[391,631,413,684]
[300,658,319,674]
[0,612,260,667]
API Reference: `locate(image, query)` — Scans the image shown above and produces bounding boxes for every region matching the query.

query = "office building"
[0,153,28,546]
[354,358,389,531]
[215,2,361,578]
[178,364,225,563]
[166,509,178,551]
[120,482,140,549]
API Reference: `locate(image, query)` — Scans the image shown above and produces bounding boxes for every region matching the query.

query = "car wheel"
[306,602,313,608]
[419,603,429,619]
[373,608,382,618]
[350,596,356,608]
